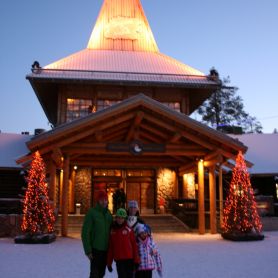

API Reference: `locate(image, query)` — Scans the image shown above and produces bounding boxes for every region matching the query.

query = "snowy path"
[1,232,277,278]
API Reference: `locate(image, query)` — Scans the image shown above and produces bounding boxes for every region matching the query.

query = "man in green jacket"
[82,190,113,278]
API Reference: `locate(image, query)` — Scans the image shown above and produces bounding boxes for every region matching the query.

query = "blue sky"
[0,0,277,134]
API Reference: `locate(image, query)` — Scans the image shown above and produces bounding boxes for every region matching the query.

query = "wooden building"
[17,0,248,235]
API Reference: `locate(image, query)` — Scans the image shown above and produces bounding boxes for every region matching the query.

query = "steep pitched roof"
[87,0,158,52]
[27,0,217,87]
[41,49,211,86]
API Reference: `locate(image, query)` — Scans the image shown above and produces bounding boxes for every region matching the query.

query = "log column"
[209,165,217,234]
[49,161,57,208]
[219,166,223,227]
[61,155,70,237]
[69,168,76,213]
[198,160,205,234]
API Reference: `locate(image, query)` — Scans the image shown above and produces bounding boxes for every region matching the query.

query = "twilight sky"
[0,0,277,134]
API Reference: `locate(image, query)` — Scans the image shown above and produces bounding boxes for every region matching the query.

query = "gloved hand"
[157,269,163,277]
[107,265,113,272]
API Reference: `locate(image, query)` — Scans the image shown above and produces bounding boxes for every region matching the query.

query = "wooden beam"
[62,145,206,156]
[51,148,63,167]
[95,131,103,142]
[204,150,221,161]
[204,154,223,168]
[198,160,205,235]
[49,161,57,207]
[169,132,182,143]
[61,155,70,237]
[75,161,181,167]
[31,113,135,155]
[140,123,169,140]
[139,132,161,143]
[219,166,223,227]
[144,114,216,150]
[209,166,217,234]
[179,161,197,172]
[125,111,144,142]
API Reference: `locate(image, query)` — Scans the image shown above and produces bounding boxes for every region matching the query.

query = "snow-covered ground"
[1,232,277,278]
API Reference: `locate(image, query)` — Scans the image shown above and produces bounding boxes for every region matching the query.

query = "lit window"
[97,100,121,111]
[162,102,181,112]
[93,169,121,177]
[66,99,94,122]
[276,183,278,199]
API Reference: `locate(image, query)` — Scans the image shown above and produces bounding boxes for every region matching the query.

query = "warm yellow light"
[104,17,144,40]
[67,99,75,104]
[74,165,78,170]
[87,0,159,52]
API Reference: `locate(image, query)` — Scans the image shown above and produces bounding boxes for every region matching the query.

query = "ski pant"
[135,270,152,278]
[89,249,107,278]
[116,259,135,278]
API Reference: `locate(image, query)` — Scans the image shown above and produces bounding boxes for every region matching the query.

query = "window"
[66,99,95,122]
[97,100,121,111]
[93,169,122,177]
[162,102,181,112]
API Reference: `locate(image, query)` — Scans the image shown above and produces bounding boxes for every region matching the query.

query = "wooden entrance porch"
[17,94,248,236]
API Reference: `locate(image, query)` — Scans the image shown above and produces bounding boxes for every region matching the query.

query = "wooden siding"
[57,84,190,125]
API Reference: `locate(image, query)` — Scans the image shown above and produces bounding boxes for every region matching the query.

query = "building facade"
[18,0,247,235]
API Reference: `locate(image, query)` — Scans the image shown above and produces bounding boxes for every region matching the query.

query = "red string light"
[21,151,55,235]
[222,151,262,233]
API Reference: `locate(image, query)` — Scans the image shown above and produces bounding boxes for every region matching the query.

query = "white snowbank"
[0,232,277,278]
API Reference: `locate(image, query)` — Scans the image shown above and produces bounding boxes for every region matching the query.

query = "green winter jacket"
[81,203,113,254]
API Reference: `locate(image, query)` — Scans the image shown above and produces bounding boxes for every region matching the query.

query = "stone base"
[14,233,56,244]
[221,232,265,241]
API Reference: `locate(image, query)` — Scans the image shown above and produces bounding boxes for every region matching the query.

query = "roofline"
[26,93,247,152]
[31,68,209,78]
[26,69,219,89]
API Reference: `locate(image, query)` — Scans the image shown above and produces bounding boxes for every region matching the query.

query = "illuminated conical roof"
[87,0,158,52]
[30,0,217,88]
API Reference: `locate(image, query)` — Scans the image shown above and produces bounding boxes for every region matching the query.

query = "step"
[55,214,190,234]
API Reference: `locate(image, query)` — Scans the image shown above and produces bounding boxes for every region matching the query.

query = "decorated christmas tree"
[19,151,55,240]
[222,151,264,241]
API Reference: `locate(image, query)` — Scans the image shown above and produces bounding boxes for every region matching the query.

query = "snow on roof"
[28,50,214,86]
[0,133,32,169]
[230,133,278,175]
[27,1,217,87]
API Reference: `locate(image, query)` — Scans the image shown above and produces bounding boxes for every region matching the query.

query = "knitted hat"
[136,223,151,235]
[128,200,139,209]
[116,208,127,218]
[96,190,108,201]
[136,223,147,235]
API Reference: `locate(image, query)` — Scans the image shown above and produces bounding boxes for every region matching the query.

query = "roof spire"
[87,0,159,52]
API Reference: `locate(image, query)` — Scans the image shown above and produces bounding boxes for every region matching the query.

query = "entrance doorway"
[126,182,155,214]
[92,168,155,214]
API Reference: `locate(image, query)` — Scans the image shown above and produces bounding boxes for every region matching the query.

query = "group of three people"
[82,190,162,278]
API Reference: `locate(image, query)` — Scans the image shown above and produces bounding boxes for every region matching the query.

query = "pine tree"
[21,151,55,235]
[197,75,262,133]
[222,151,262,234]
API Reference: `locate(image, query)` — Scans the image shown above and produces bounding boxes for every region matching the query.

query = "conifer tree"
[197,75,262,133]
[222,151,262,234]
[21,151,55,235]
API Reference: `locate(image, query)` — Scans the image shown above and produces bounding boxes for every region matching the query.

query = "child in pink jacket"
[135,224,162,278]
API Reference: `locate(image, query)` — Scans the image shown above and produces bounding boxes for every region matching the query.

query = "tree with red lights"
[222,151,264,240]
[21,151,55,235]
